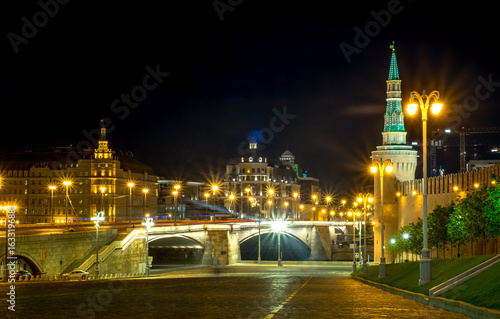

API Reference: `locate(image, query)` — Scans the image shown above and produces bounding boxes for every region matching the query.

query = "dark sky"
[1,1,500,194]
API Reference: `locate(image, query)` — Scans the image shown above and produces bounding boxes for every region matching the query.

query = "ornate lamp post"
[63,180,71,231]
[91,211,105,277]
[100,186,106,219]
[407,90,443,286]
[48,185,56,225]
[357,193,374,274]
[370,159,393,279]
[127,182,134,227]
[142,188,149,217]
[204,193,210,219]
[142,214,154,276]
[211,185,219,223]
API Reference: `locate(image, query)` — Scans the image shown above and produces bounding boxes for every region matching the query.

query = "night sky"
[1,1,500,195]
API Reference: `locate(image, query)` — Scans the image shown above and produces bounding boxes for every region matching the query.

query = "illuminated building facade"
[0,120,158,224]
[224,140,301,220]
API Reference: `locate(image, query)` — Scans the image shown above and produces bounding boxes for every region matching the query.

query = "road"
[0,263,469,318]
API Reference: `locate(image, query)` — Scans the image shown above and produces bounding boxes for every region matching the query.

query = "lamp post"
[127,182,134,227]
[212,185,218,223]
[91,211,105,277]
[293,192,298,219]
[357,193,373,274]
[268,189,274,219]
[257,211,262,264]
[48,185,56,225]
[142,214,154,276]
[63,180,71,231]
[100,186,106,219]
[272,219,286,266]
[350,204,357,272]
[370,159,393,279]
[245,187,251,216]
[204,193,209,219]
[407,90,443,286]
[142,188,149,217]
[173,189,178,226]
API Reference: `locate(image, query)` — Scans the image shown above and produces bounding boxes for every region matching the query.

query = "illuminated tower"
[371,43,417,263]
[382,43,406,145]
[372,43,417,182]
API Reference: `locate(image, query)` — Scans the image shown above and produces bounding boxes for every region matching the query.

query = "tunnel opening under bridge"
[148,236,204,268]
[240,232,311,261]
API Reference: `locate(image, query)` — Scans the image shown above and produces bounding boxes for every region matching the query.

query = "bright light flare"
[407,103,418,115]
[272,219,287,232]
[431,102,443,114]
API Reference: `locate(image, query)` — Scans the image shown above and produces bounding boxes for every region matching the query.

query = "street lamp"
[228,193,235,214]
[357,193,373,274]
[48,185,56,225]
[142,214,154,276]
[91,211,105,277]
[211,184,218,223]
[268,189,274,219]
[407,90,443,286]
[245,187,251,216]
[173,190,178,226]
[204,193,210,218]
[100,186,106,219]
[127,182,134,227]
[349,204,358,272]
[370,159,393,279]
[63,180,71,231]
[293,192,298,219]
[272,219,286,266]
[142,188,149,218]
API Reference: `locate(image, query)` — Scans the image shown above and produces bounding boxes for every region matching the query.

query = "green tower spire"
[382,42,407,145]
[388,41,399,80]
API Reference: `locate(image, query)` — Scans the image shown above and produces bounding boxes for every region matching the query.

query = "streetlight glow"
[407,89,443,286]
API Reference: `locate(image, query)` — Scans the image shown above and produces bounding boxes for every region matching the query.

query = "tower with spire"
[382,42,407,145]
[372,43,417,182]
[371,43,418,264]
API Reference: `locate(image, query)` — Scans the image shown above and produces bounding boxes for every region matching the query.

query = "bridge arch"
[239,230,311,261]
[0,251,43,277]
[147,234,205,266]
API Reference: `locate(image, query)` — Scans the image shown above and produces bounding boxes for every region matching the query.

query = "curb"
[352,276,500,319]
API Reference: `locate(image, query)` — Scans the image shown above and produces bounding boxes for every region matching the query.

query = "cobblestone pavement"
[0,264,470,318]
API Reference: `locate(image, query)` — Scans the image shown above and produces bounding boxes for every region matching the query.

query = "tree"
[453,185,489,255]
[448,206,469,258]
[485,182,500,253]
[406,219,423,259]
[428,204,453,258]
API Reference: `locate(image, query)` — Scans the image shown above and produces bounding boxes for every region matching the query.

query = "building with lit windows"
[224,139,302,220]
[0,120,158,224]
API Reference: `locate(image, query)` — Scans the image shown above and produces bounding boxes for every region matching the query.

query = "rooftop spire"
[382,42,407,145]
[388,41,399,81]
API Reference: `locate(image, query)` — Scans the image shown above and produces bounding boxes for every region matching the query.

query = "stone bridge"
[1,221,354,278]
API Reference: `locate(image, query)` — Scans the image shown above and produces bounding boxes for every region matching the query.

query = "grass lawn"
[353,255,494,295]
[441,260,500,310]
